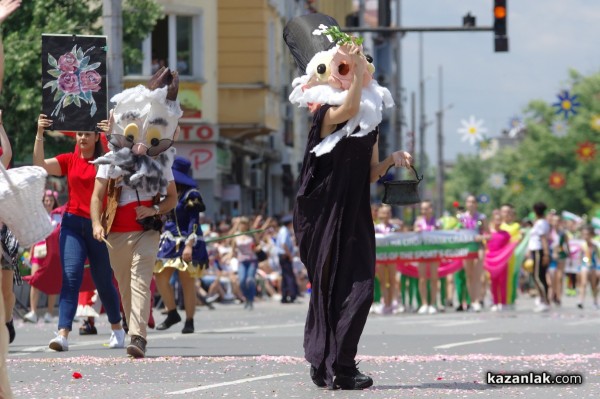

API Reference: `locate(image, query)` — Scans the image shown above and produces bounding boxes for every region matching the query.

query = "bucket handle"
[0,161,15,189]
[379,164,423,182]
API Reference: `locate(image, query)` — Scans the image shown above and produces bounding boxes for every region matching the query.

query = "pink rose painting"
[44,44,103,117]
[57,52,79,72]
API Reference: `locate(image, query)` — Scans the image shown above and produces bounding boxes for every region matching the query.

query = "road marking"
[434,337,502,349]
[165,373,292,395]
[436,320,484,327]
[567,319,600,326]
[10,323,306,357]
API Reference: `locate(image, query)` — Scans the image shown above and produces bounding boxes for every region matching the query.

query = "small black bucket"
[381,165,423,206]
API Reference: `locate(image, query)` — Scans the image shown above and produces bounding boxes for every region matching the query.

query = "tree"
[0,0,162,163]
[445,69,600,218]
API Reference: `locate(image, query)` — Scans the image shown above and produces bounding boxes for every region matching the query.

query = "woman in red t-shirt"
[33,114,125,352]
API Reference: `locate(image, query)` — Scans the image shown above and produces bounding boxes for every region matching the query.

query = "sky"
[381,0,600,164]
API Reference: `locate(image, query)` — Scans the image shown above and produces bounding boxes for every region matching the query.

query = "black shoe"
[310,365,326,388]
[6,320,15,344]
[79,320,98,335]
[126,335,147,359]
[182,319,194,334]
[333,364,373,390]
[156,310,181,330]
[456,304,465,312]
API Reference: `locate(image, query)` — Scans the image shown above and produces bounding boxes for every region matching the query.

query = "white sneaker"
[490,305,499,312]
[417,305,429,314]
[393,304,406,314]
[108,329,126,349]
[372,303,384,315]
[471,302,482,312]
[534,303,550,313]
[428,306,438,315]
[49,333,69,352]
[23,311,38,323]
[43,312,53,323]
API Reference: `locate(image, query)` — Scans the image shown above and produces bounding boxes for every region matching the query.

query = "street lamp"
[436,64,452,217]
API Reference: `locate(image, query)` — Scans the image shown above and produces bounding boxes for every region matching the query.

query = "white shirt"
[97,164,174,206]
[528,219,550,251]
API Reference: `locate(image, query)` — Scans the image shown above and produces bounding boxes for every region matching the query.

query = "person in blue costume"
[154,156,208,334]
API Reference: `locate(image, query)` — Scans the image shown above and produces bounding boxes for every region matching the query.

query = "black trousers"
[279,255,299,302]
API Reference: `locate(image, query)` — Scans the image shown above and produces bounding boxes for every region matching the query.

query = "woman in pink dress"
[484,210,516,311]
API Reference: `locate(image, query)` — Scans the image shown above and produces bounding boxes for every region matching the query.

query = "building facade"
[121,0,358,221]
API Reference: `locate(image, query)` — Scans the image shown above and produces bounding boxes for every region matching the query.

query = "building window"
[126,13,202,78]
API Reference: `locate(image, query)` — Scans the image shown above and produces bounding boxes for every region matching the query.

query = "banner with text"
[376,230,480,263]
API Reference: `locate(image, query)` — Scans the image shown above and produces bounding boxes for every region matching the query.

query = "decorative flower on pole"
[576,141,597,162]
[551,120,568,137]
[458,116,487,145]
[590,115,600,132]
[510,182,524,194]
[489,173,506,189]
[508,116,525,138]
[552,90,580,119]
[549,172,566,189]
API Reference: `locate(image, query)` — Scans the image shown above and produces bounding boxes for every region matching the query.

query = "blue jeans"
[58,213,121,331]
[238,260,257,303]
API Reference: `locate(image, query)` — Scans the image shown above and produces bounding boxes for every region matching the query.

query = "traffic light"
[493,0,508,52]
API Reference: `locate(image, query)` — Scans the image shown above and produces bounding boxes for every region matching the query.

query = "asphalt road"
[6,294,600,398]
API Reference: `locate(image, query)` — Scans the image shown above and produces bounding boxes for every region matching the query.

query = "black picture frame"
[41,34,108,132]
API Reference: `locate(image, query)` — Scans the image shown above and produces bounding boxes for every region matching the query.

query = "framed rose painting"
[41,34,108,132]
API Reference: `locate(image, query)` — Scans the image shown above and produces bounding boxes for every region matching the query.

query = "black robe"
[293,104,377,386]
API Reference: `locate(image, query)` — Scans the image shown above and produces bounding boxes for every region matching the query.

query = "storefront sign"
[175,143,217,180]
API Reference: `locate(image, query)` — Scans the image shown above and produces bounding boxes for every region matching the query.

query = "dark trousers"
[279,255,298,302]
[531,250,549,304]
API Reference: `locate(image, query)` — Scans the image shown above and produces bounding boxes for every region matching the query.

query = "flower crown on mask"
[288,25,393,157]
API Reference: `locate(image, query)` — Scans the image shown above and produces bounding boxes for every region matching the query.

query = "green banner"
[376,230,480,262]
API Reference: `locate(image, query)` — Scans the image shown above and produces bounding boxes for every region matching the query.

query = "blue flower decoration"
[478,194,490,204]
[552,91,580,119]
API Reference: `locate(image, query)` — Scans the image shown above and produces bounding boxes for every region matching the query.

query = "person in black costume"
[285,14,413,390]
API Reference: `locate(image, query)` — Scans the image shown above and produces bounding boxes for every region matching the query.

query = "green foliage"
[122,0,164,71]
[444,69,600,219]
[322,26,364,46]
[0,0,163,163]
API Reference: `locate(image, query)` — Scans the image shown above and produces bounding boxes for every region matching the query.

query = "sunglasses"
[107,134,173,157]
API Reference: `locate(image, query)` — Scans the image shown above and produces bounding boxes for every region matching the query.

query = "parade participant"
[154,156,208,334]
[285,14,412,389]
[23,190,60,324]
[374,205,399,314]
[0,110,20,344]
[414,200,440,314]
[576,226,599,309]
[0,3,22,396]
[33,114,124,351]
[231,217,259,309]
[500,203,522,308]
[91,67,180,358]
[528,202,551,312]
[277,214,298,304]
[459,195,487,312]
[485,210,517,311]
[549,213,569,305]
